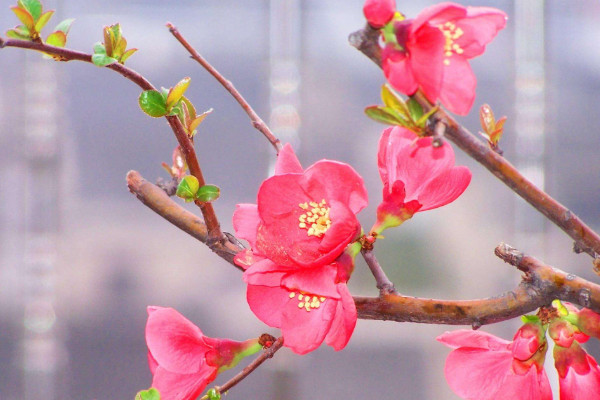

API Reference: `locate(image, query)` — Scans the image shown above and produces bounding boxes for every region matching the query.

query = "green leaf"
[189,108,213,136]
[206,388,221,400]
[176,175,200,202]
[139,90,168,117]
[45,31,66,47]
[365,106,406,126]
[181,96,197,120]
[166,77,191,110]
[6,28,31,39]
[381,84,404,110]
[18,0,42,22]
[415,106,438,129]
[93,42,106,55]
[406,98,424,121]
[11,6,35,32]
[53,18,74,34]
[92,53,117,67]
[119,48,137,64]
[34,10,53,33]
[135,388,160,400]
[196,184,220,203]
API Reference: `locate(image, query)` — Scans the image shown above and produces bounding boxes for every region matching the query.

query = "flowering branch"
[348,25,600,262]
[166,23,282,153]
[1,37,225,244]
[208,337,284,398]
[126,172,600,326]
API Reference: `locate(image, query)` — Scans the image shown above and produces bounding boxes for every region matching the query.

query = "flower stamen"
[298,199,331,237]
[289,291,327,312]
[439,21,464,66]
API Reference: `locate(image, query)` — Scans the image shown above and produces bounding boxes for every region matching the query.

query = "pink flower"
[233,144,368,269]
[363,0,396,28]
[437,325,552,400]
[145,306,261,400]
[382,2,507,115]
[372,126,471,233]
[242,251,356,355]
[549,314,600,399]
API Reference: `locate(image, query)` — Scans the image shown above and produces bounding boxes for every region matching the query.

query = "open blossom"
[381,2,507,115]
[372,126,471,233]
[438,325,552,400]
[233,144,368,269]
[145,306,261,400]
[240,250,357,355]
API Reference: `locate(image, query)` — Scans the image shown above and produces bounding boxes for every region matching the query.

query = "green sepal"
[521,314,541,324]
[176,175,200,202]
[196,184,220,203]
[92,53,117,67]
[135,388,160,400]
[139,90,168,117]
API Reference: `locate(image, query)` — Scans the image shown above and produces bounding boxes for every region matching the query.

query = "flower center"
[298,199,331,237]
[438,21,464,66]
[289,291,327,312]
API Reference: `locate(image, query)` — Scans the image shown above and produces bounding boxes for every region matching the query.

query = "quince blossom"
[438,323,552,400]
[363,0,395,28]
[372,126,471,234]
[145,306,262,400]
[233,143,368,269]
[371,1,507,115]
[241,251,357,355]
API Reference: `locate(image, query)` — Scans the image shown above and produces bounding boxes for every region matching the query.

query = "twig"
[213,337,284,396]
[166,23,282,153]
[361,249,397,295]
[126,172,600,325]
[348,26,600,262]
[2,38,224,243]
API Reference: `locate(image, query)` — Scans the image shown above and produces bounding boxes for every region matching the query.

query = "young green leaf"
[92,53,117,67]
[406,98,424,121]
[139,90,168,117]
[18,0,42,22]
[206,388,221,400]
[45,31,66,47]
[135,388,160,400]
[53,18,74,34]
[188,108,213,137]
[34,10,53,33]
[365,106,406,126]
[119,48,137,64]
[6,28,31,39]
[196,184,220,203]
[176,175,200,202]
[166,77,191,110]
[11,6,35,32]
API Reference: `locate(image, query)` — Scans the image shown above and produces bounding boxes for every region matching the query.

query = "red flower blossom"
[363,0,396,28]
[242,251,357,355]
[145,306,261,400]
[438,325,552,400]
[549,311,600,399]
[372,127,471,233]
[382,2,507,115]
[233,144,368,269]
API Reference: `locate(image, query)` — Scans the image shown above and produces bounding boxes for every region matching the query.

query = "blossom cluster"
[438,302,600,399]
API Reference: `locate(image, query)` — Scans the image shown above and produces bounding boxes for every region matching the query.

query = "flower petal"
[437,329,510,350]
[246,284,288,328]
[145,307,211,374]
[417,165,471,211]
[274,143,303,175]
[151,365,217,400]
[324,284,357,351]
[409,23,445,102]
[439,56,477,115]
[382,46,419,96]
[232,204,260,248]
[458,7,508,58]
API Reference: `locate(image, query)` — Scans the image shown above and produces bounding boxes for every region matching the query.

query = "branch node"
[0,37,5,48]
[471,319,482,330]
[579,288,592,308]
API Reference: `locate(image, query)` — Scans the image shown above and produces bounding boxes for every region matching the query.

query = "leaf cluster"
[176,175,220,203]
[479,103,507,150]
[92,23,137,66]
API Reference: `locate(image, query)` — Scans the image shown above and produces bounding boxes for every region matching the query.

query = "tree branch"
[1,38,225,243]
[348,26,600,262]
[126,171,600,326]
[166,23,282,153]
[361,249,397,295]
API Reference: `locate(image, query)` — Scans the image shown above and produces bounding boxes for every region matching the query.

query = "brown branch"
[126,170,241,268]
[212,337,284,397]
[2,37,224,242]
[348,26,600,261]
[361,249,397,295]
[166,23,282,153]
[126,171,600,326]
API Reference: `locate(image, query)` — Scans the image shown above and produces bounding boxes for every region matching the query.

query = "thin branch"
[126,172,600,326]
[213,337,284,396]
[348,26,600,262]
[166,23,282,153]
[361,249,397,295]
[2,38,224,242]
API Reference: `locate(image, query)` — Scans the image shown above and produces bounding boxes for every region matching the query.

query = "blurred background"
[1,0,599,399]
